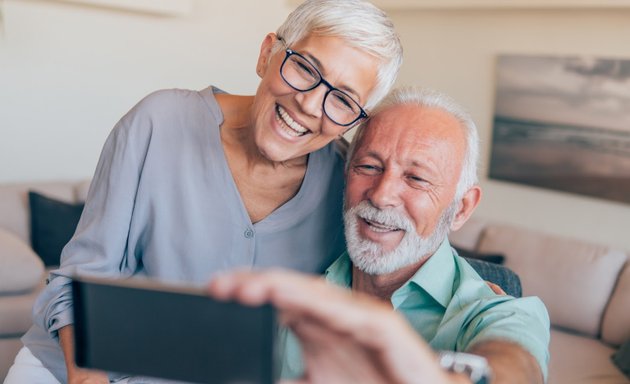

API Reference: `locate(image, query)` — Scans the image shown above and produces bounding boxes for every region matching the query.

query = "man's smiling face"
[343,104,467,274]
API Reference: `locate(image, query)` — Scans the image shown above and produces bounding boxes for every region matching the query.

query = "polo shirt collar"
[401,239,455,308]
[325,239,456,308]
[324,252,353,288]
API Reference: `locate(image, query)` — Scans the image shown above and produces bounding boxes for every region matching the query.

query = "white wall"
[1,1,629,250]
[388,7,630,251]
[0,0,290,182]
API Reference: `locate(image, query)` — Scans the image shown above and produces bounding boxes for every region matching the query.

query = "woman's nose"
[295,85,326,119]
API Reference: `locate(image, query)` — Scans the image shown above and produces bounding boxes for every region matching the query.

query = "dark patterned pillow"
[453,245,505,265]
[29,191,84,267]
[612,339,630,379]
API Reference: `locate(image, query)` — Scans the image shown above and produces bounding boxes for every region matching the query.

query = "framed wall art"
[489,54,630,204]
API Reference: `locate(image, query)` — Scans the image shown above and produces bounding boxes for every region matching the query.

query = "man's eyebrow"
[304,52,362,101]
[409,158,439,177]
[354,151,382,163]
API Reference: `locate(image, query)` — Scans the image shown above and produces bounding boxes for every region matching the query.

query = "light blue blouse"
[22,86,346,383]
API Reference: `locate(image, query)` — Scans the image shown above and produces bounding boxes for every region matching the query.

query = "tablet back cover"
[72,277,277,384]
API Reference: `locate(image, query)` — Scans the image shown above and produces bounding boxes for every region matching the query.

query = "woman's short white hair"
[348,86,480,199]
[275,0,403,110]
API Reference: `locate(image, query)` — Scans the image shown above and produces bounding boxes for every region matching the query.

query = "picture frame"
[489,54,630,204]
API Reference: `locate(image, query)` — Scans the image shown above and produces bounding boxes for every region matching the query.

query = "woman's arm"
[59,326,109,384]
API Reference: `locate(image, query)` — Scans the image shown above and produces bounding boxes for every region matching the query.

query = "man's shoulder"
[447,255,548,325]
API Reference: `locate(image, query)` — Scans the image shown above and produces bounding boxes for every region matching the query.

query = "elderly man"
[209,86,550,384]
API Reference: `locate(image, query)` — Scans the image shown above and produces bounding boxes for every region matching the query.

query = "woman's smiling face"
[250,33,380,163]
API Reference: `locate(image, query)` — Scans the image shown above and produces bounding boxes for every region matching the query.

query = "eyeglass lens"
[281,52,363,126]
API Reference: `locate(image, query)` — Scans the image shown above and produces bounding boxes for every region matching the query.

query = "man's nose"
[366,172,402,209]
[295,85,326,119]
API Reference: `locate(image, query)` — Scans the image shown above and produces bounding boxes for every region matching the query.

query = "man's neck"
[351,256,431,303]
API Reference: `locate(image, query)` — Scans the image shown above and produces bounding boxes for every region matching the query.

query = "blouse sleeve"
[31,95,157,336]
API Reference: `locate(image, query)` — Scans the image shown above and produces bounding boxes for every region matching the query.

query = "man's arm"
[209,269,452,384]
[208,269,544,384]
[469,340,544,384]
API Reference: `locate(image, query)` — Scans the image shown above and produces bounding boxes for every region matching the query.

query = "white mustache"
[347,201,415,232]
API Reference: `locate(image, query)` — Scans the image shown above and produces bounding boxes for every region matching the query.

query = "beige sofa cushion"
[448,216,487,251]
[548,328,630,384]
[477,225,627,337]
[0,229,45,293]
[75,179,92,202]
[602,262,630,346]
[0,280,44,335]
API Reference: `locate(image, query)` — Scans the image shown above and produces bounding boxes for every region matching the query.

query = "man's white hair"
[275,0,403,110]
[347,86,480,199]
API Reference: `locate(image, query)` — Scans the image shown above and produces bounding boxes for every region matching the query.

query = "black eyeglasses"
[278,44,368,127]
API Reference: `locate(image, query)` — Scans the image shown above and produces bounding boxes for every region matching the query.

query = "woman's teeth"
[276,105,309,137]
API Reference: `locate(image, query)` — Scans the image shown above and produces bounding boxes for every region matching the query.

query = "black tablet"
[72,276,278,384]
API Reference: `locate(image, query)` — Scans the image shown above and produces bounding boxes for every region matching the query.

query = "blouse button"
[244,228,254,238]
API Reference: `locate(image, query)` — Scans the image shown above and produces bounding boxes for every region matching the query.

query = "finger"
[207,269,273,305]
[485,281,506,295]
[207,269,252,299]
[210,270,394,345]
[208,269,331,310]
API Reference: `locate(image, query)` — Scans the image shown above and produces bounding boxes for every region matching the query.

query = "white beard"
[344,200,456,276]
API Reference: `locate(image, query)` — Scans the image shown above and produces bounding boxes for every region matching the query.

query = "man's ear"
[256,33,276,78]
[449,185,482,231]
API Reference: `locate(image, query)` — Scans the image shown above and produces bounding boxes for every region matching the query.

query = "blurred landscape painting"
[489,54,630,204]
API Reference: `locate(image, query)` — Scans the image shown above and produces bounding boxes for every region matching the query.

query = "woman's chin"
[257,144,298,164]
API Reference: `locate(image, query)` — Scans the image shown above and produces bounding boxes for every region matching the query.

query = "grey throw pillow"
[612,339,630,379]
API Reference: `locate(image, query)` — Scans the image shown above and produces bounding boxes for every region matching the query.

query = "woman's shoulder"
[133,88,209,112]
[308,138,347,189]
[119,87,221,128]
[106,87,221,150]
[318,137,348,170]
[333,137,349,161]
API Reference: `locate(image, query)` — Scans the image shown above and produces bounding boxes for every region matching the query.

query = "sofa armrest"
[602,261,630,346]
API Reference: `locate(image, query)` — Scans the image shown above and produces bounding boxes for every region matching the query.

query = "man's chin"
[346,229,447,276]
[347,241,422,276]
[357,222,406,248]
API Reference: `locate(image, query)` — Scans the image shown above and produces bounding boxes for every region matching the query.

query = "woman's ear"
[256,33,277,78]
[449,185,482,232]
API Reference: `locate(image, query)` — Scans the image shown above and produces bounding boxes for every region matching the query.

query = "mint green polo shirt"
[279,239,550,381]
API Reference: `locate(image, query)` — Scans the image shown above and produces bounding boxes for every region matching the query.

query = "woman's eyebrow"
[304,52,361,100]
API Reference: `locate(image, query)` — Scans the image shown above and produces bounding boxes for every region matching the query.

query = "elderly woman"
[4,0,402,383]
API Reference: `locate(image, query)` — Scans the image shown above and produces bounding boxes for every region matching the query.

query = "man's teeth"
[277,105,309,137]
[363,218,400,233]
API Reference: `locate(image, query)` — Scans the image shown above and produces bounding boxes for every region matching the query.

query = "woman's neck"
[215,93,309,223]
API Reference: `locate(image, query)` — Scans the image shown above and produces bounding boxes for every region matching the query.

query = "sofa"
[449,217,630,383]
[0,179,90,380]
[1,179,629,383]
